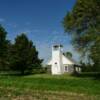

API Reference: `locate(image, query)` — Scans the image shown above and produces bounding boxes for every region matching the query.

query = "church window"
[55,62,57,64]
[65,66,68,71]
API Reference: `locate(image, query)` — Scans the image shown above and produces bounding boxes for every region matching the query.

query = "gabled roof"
[62,54,75,65]
[62,53,77,64]
[47,53,76,65]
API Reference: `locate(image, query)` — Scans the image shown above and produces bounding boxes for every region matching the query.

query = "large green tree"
[0,25,10,70]
[63,0,100,71]
[64,52,72,58]
[90,37,100,71]
[10,33,43,75]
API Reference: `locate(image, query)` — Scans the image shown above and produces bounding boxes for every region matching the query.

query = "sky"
[0,0,79,64]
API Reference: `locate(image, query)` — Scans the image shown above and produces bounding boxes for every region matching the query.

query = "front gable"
[62,55,74,65]
[47,54,75,65]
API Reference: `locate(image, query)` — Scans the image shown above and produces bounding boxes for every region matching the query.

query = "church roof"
[62,53,76,64]
[47,53,76,65]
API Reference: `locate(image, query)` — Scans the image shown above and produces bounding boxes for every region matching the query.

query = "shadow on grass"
[0,71,34,76]
[0,71,100,80]
[71,72,100,80]
[0,71,46,77]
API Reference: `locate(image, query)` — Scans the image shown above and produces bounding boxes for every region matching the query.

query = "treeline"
[0,25,43,75]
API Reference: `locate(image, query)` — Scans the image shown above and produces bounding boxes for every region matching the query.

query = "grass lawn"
[0,74,100,100]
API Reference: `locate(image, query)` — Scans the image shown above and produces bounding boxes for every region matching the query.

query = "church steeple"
[51,44,64,74]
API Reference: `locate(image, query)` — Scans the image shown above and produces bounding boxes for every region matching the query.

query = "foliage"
[0,25,43,75]
[9,33,43,75]
[81,65,93,72]
[64,51,72,58]
[0,25,10,70]
[63,0,100,71]
[90,37,100,71]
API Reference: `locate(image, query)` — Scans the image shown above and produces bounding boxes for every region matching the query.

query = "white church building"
[47,44,81,75]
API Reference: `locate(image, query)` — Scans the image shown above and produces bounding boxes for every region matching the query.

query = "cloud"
[7,27,80,64]
[6,23,17,28]
[26,30,79,64]
[0,18,5,22]
[35,35,80,65]
[16,29,40,35]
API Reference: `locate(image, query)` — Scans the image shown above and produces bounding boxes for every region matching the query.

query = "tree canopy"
[63,0,100,71]
[64,52,72,58]
[0,25,43,75]
[10,33,43,74]
[0,25,10,70]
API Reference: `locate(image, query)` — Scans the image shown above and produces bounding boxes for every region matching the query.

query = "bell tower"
[51,44,64,74]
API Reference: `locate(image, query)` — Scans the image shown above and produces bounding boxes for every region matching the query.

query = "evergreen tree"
[0,25,10,70]
[10,33,43,75]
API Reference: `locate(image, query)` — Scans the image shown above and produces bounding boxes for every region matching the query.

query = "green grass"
[0,74,100,100]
